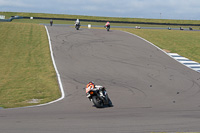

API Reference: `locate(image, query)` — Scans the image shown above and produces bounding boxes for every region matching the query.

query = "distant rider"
[50,19,53,26]
[75,19,80,26]
[105,21,110,28]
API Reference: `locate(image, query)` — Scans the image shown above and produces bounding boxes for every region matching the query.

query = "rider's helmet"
[88,81,94,85]
[88,81,95,87]
[76,19,80,24]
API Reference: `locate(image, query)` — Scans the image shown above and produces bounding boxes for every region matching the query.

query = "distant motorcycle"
[86,85,113,108]
[104,25,110,31]
[75,24,80,30]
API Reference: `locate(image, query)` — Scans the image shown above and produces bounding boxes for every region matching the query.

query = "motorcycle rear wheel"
[107,97,113,107]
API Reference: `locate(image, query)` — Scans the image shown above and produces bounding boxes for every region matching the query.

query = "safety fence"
[1,16,200,26]
[23,16,200,26]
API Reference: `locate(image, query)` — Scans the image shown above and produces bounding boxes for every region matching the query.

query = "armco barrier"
[0,16,23,22]
[23,16,200,26]
[2,15,200,26]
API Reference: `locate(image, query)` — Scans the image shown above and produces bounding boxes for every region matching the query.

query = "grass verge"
[0,22,61,108]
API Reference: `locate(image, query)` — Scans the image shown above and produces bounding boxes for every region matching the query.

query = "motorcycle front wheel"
[75,25,79,30]
[92,96,104,108]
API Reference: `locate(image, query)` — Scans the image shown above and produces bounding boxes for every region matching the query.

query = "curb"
[168,53,200,73]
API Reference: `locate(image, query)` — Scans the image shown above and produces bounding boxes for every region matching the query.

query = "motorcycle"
[105,25,110,31]
[75,23,80,30]
[86,86,113,108]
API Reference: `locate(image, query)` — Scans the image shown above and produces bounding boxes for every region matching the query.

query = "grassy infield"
[0,12,200,108]
[0,22,60,108]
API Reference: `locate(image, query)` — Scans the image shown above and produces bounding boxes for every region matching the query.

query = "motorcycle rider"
[105,21,110,28]
[50,19,53,26]
[85,81,105,97]
[75,19,80,26]
[74,19,81,30]
[85,81,95,93]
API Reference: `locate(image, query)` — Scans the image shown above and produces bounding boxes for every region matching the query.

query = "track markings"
[168,53,200,73]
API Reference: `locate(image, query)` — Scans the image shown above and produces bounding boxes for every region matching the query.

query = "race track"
[1,26,200,133]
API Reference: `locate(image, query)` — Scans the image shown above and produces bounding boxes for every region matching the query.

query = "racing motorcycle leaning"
[86,85,113,108]
[104,22,110,31]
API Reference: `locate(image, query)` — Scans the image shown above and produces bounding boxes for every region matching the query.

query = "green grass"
[0,22,61,108]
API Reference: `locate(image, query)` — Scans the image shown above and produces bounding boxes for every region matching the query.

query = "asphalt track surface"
[1,26,200,133]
